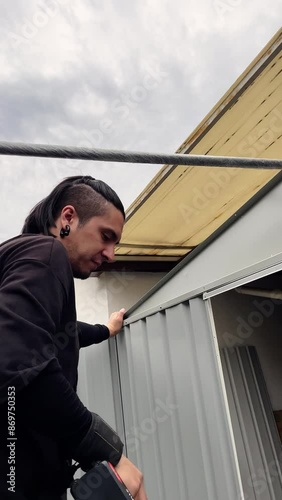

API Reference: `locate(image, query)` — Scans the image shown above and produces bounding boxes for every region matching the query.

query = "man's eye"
[102,233,110,241]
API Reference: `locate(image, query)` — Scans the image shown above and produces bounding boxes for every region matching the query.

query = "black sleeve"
[78,321,110,347]
[17,369,123,467]
[0,257,123,466]
[0,259,65,402]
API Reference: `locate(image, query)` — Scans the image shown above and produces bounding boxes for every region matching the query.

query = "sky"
[0,0,281,242]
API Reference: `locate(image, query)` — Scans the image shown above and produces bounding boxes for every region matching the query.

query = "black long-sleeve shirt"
[78,320,109,347]
[0,234,119,498]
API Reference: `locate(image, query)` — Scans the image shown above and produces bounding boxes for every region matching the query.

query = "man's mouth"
[91,260,101,270]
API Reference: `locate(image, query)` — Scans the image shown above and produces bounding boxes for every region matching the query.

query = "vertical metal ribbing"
[116,298,242,500]
[221,346,282,500]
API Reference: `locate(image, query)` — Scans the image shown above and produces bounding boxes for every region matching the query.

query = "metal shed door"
[221,346,282,500]
[116,297,243,500]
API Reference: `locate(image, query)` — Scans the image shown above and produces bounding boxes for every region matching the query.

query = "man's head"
[22,175,125,279]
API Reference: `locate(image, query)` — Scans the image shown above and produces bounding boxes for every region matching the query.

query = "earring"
[60,225,70,238]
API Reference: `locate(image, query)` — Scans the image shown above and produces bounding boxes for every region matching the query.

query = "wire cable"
[0,141,281,169]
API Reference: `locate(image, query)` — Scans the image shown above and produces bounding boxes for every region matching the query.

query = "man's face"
[60,203,124,279]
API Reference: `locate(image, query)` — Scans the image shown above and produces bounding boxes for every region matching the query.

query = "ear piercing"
[60,225,70,238]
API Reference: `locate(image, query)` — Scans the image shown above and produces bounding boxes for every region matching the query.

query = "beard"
[72,268,91,280]
[67,251,92,280]
[70,261,92,280]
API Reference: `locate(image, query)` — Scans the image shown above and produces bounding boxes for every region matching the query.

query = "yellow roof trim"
[116,29,282,264]
[126,28,282,221]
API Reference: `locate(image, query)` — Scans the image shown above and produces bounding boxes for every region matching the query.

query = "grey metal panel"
[77,342,118,431]
[127,178,282,319]
[123,252,282,324]
[108,337,126,444]
[203,258,282,299]
[221,347,282,500]
[75,277,121,432]
[117,298,242,500]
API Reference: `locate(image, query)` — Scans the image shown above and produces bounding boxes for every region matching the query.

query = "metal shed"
[117,179,282,499]
[74,29,282,500]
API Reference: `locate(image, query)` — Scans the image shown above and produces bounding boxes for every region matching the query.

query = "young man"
[0,176,147,500]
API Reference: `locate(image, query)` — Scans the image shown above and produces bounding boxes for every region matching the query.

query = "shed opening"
[211,273,282,500]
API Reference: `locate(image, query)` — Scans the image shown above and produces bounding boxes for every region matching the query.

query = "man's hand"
[115,455,147,499]
[107,308,126,337]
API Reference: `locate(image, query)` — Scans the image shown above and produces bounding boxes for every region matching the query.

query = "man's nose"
[102,245,115,263]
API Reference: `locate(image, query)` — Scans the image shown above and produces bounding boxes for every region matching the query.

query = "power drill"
[71,461,134,499]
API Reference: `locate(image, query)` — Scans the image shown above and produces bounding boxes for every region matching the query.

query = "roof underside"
[102,29,282,272]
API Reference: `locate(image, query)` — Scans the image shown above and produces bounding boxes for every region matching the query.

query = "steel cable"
[0,141,281,169]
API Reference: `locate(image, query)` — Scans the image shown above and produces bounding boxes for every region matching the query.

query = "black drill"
[71,461,134,499]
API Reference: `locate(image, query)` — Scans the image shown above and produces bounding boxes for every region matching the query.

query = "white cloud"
[0,0,281,241]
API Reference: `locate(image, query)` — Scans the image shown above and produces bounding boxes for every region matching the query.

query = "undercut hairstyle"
[22,175,125,235]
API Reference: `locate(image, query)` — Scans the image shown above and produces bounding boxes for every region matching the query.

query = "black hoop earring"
[60,225,70,238]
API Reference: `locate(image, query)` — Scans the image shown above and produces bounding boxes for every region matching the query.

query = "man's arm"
[78,308,126,347]
[107,308,126,336]
[77,322,110,347]
[0,257,145,496]
[0,258,122,464]
[16,367,123,467]
[18,373,146,497]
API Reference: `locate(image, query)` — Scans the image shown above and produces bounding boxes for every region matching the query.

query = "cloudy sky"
[0,0,281,242]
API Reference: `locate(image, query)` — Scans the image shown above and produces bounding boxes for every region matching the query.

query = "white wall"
[211,289,282,411]
[75,271,166,323]
[105,271,166,312]
[75,276,117,427]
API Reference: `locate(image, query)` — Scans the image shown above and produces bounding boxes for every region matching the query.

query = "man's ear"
[60,205,77,226]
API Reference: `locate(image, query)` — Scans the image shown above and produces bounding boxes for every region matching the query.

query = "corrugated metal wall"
[116,297,242,500]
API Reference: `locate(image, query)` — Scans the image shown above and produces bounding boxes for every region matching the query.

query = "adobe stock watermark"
[236,450,282,499]
[3,269,138,391]
[237,107,282,158]
[77,62,168,151]
[8,0,69,48]
[107,270,137,296]
[126,397,178,453]
[0,320,78,397]
[222,292,282,350]
[35,157,84,181]
[71,463,120,500]
[178,167,238,223]
[16,320,78,388]
[213,0,242,22]
[34,62,168,178]
[178,105,282,226]
[78,269,137,320]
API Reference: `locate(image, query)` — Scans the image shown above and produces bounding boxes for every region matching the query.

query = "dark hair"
[22,175,125,235]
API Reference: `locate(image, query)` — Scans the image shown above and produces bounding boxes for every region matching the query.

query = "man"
[0,175,147,499]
